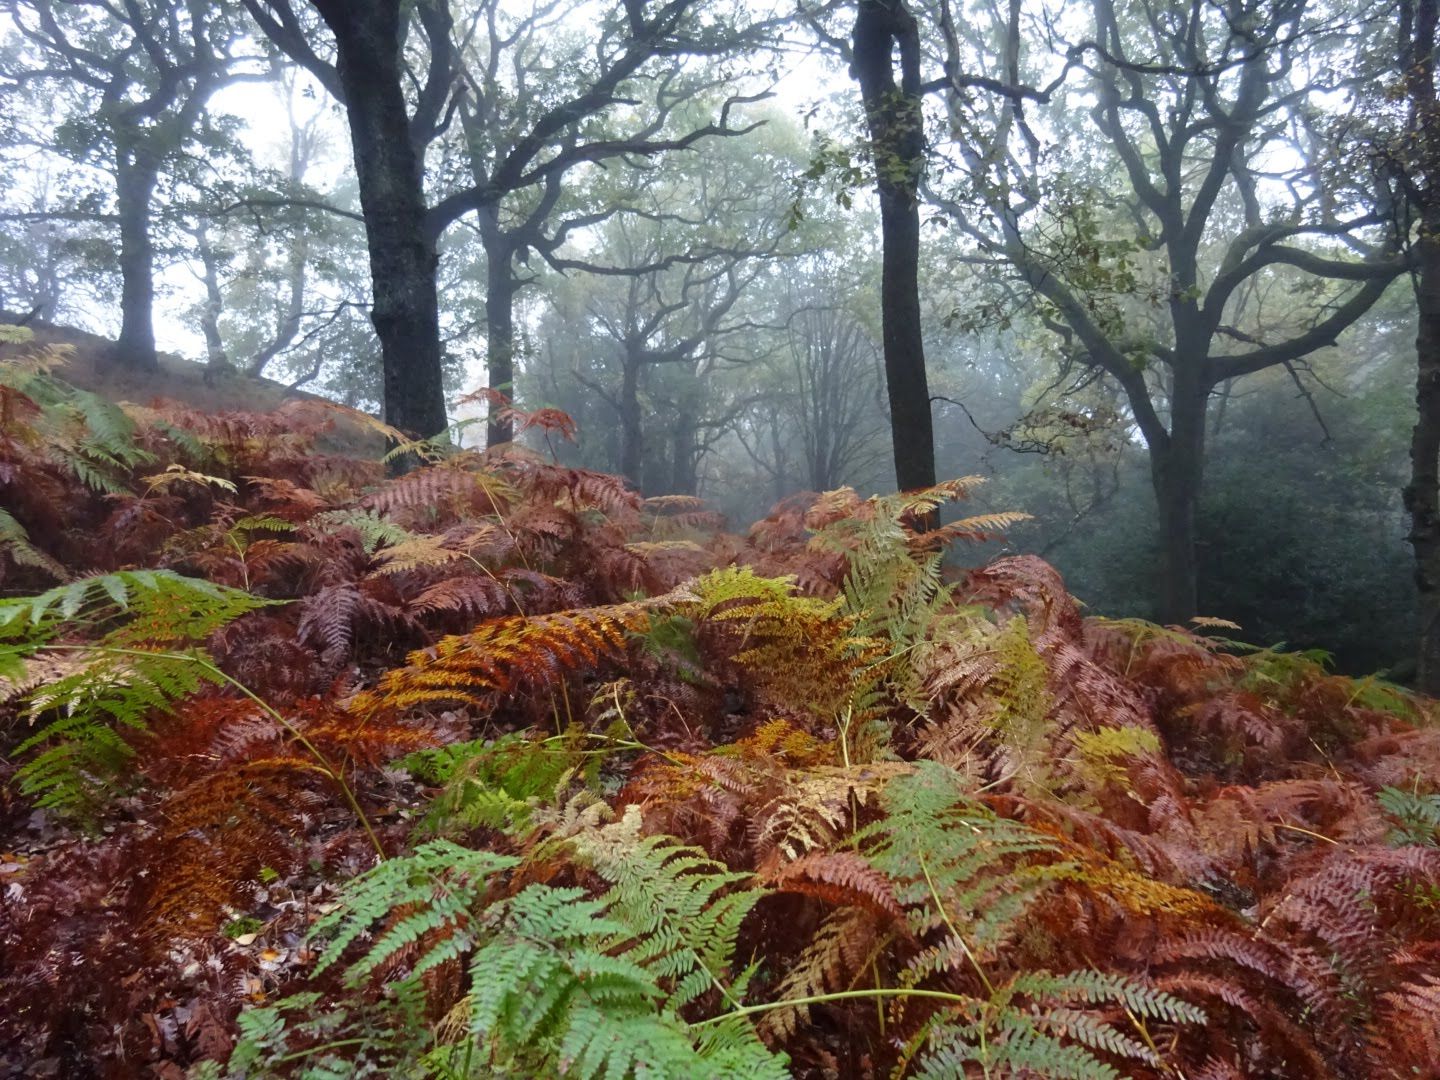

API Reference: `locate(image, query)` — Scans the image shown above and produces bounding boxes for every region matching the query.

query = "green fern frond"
[404,732,582,836]
[1069,725,1163,796]
[1033,1007,1160,1066]
[68,384,152,466]
[0,508,67,582]
[918,1011,1123,1080]
[281,810,785,1078]
[570,807,765,1011]
[229,515,295,535]
[311,840,519,981]
[12,647,220,812]
[809,482,1009,714]
[224,989,422,1079]
[857,762,1066,951]
[0,568,273,644]
[1,362,155,489]
[2,571,277,819]
[308,508,421,554]
[1005,968,1206,1025]
[682,567,881,718]
[1379,786,1440,847]
[462,874,784,1079]
[988,615,1057,789]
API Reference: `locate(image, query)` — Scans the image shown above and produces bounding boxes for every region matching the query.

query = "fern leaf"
[0,508,67,582]
[3,571,276,819]
[571,807,765,1011]
[312,840,519,978]
[352,601,650,714]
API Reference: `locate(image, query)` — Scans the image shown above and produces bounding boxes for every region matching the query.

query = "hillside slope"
[0,315,386,456]
[1,340,1438,1079]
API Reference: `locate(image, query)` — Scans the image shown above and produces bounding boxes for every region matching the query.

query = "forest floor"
[1,322,1439,1079]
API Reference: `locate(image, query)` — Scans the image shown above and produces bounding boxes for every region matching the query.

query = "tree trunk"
[876,188,935,495]
[768,409,790,502]
[1408,219,1440,692]
[1404,0,1440,693]
[1150,379,1207,624]
[618,354,644,487]
[852,0,936,498]
[193,222,231,374]
[670,407,698,495]
[483,227,519,447]
[112,144,160,373]
[313,0,448,441]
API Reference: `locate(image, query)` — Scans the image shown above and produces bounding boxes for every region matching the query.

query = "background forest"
[2,0,1440,1077]
[0,0,1422,674]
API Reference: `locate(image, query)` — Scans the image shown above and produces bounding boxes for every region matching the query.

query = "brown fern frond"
[361,459,512,525]
[211,613,328,699]
[136,757,319,938]
[508,500,579,545]
[296,582,423,666]
[505,458,640,518]
[639,495,727,538]
[1155,926,1350,1038]
[240,476,331,520]
[1368,973,1440,1076]
[588,542,652,596]
[961,555,1085,648]
[495,566,585,610]
[1263,846,1440,988]
[764,852,904,919]
[988,793,1216,882]
[1349,737,1440,814]
[734,718,832,767]
[368,533,468,576]
[459,391,578,448]
[754,764,913,866]
[408,573,513,622]
[1189,1058,1246,1080]
[757,906,885,1040]
[137,695,284,784]
[623,540,716,590]
[907,510,1034,552]
[1193,779,1385,868]
[1151,971,1331,1076]
[620,751,756,855]
[802,486,865,530]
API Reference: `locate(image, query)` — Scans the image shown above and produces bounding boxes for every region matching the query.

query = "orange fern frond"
[350,601,653,715]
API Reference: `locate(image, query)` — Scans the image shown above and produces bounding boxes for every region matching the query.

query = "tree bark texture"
[1402,0,1440,692]
[1150,376,1207,625]
[112,143,160,373]
[852,0,937,497]
[482,222,519,447]
[312,0,448,441]
[193,222,231,372]
[669,407,699,495]
[1409,226,1440,691]
[618,354,644,487]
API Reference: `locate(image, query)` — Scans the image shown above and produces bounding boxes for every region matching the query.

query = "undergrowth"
[1,326,1438,1078]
